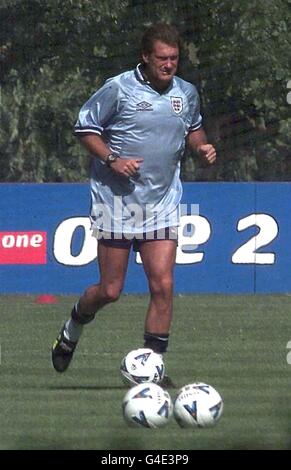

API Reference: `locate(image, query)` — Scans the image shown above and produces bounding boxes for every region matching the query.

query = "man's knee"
[100,284,123,303]
[149,275,173,297]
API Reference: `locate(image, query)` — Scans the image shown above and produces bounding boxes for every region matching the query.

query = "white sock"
[63,318,83,343]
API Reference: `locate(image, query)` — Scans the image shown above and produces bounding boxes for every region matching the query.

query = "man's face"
[142,40,179,90]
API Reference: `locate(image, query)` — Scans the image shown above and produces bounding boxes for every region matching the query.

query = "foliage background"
[0,0,290,182]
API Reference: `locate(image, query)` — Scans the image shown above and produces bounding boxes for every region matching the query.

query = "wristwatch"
[105,154,119,167]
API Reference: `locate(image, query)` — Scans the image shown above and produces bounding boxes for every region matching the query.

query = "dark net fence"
[0,0,290,182]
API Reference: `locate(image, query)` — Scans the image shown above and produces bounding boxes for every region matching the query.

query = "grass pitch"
[0,294,290,450]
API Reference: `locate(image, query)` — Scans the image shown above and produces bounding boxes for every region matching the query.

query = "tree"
[0,0,128,181]
[0,0,290,181]
[191,0,291,181]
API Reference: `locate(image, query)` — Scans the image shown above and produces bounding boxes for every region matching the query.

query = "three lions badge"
[170,96,183,114]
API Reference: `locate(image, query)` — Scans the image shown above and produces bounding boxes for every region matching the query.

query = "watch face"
[106,154,117,165]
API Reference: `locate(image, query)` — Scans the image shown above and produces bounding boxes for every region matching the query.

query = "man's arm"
[77,134,143,177]
[186,128,216,164]
[77,134,114,163]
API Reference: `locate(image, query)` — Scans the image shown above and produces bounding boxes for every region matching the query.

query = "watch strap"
[105,154,119,167]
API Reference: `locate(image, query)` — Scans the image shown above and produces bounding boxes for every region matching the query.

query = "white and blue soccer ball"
[174,382,223,428]
[122,382,173,428]
[120,348,165,386]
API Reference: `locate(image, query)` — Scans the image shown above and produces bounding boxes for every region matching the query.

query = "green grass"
[0,294,290,450]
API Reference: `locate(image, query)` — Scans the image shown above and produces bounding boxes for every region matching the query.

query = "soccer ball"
[120,348,165,386]
[122,382,173,428]
[174,382,223,428]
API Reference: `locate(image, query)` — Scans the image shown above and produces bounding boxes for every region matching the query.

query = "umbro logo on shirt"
[136,101,153,111]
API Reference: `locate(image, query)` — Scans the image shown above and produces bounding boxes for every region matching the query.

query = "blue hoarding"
[0,182,290,294]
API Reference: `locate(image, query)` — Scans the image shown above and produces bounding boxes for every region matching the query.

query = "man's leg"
[139,239,177,354]
[74,241,131,321]
[52,242,131,372]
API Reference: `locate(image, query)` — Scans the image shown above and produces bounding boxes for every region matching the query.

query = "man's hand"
[111,158,143,177]
[197,144,216,165]
[186,129,216,165]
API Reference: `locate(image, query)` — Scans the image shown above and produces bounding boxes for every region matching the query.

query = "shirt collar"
[135,63,150,84]
[134,63,174,94]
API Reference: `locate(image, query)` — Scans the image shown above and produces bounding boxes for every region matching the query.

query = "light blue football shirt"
[74,64,202,234]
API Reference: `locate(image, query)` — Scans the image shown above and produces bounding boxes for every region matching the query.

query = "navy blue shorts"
[93,227,178,251]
